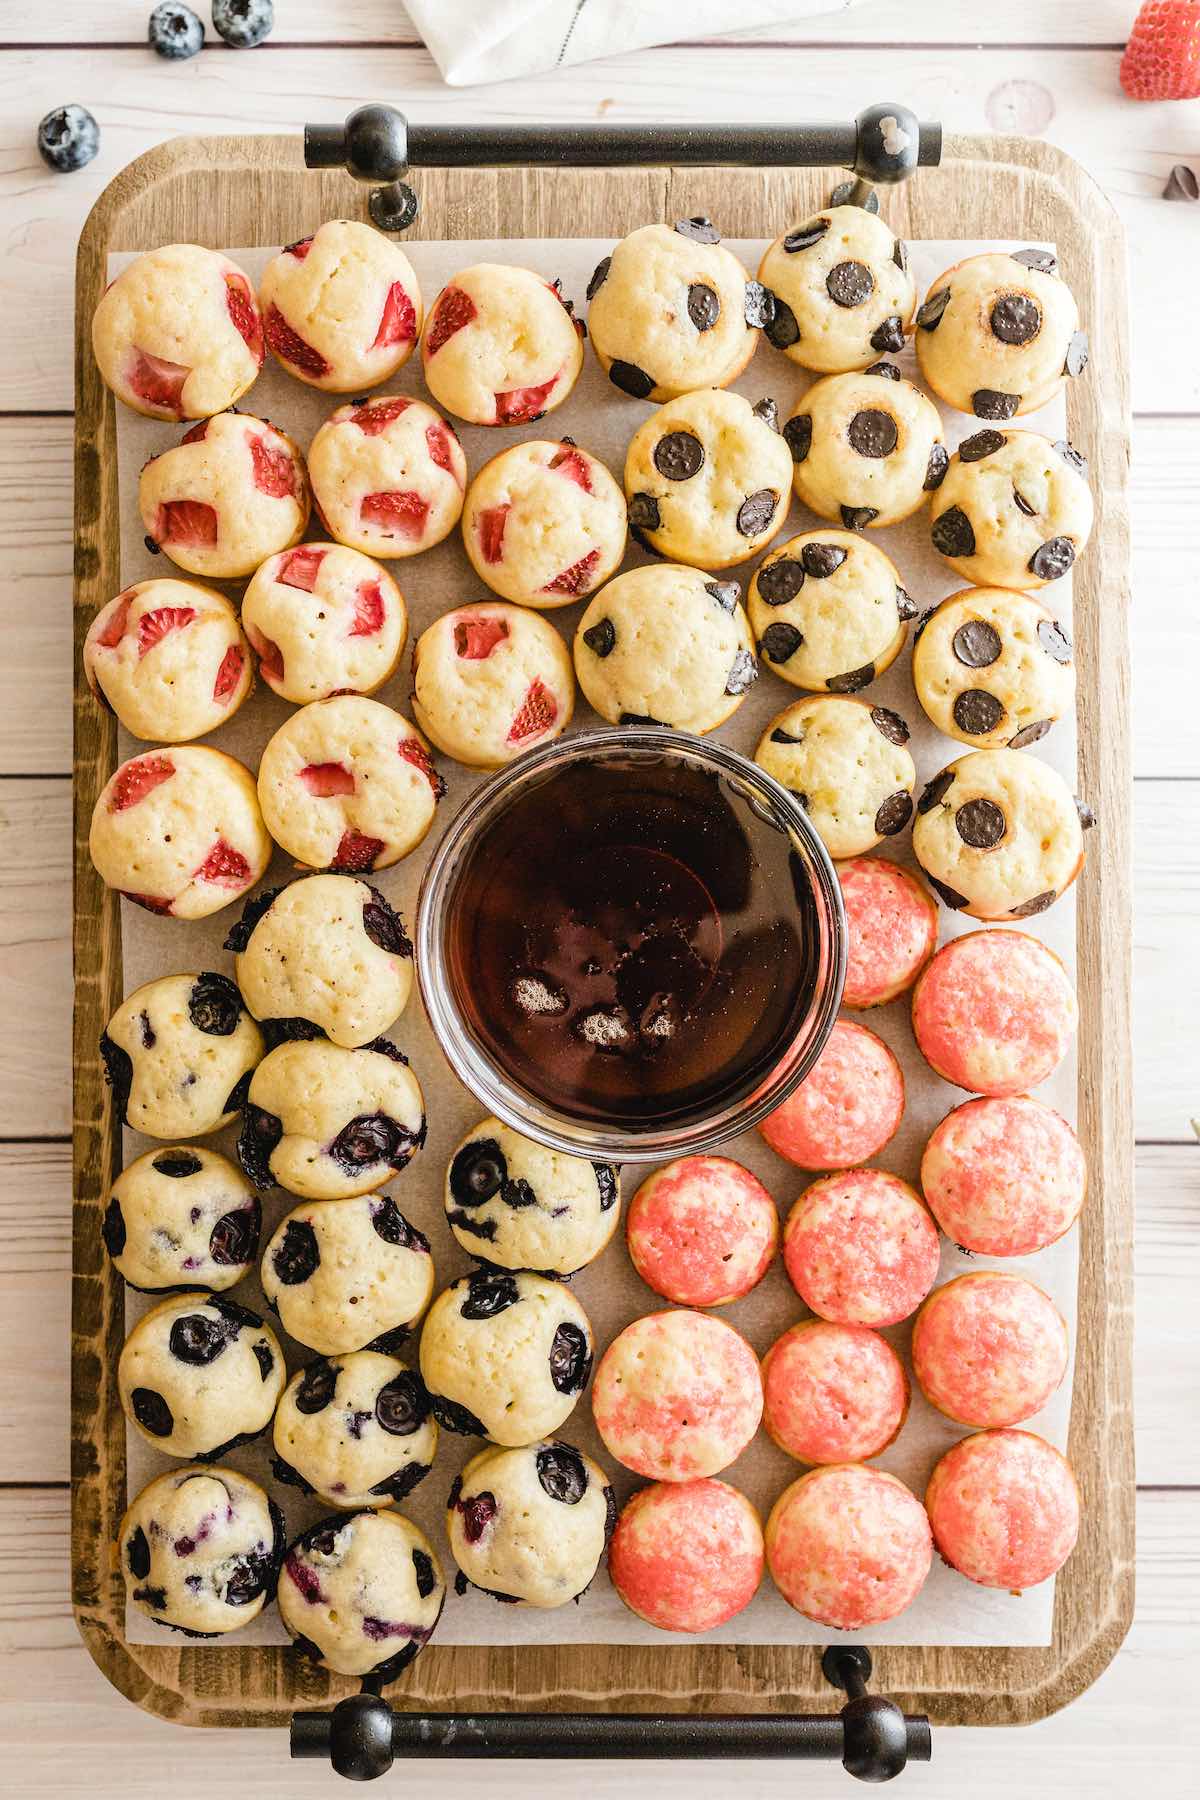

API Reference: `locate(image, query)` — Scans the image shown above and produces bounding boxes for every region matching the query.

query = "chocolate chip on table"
[972,389,1021,421]
[932,505,976,559]
[761,623,804,664]
[737,489,778,536]
[725,649,759,695]
[848,408,898,458]
[826,260,875,308]
[870,705,910,744]
[1064,331,1090,377]
[916,287,951,331]
[990,293,1041,345]
[594,1164,618,1210]
[1012,487,1036,516]
[372,1196,429,1251]
[874,790,914,836]
[1011,248,1058,275]
[955,796,1007,848]
[752,396,779,429]
[783,217,830,253]
[870,314,906,353]
[687,281,720,332]
[918,768,956,813]
[674,216,720,244]
[744,282,776,329]
[895,584,918,620]
[295,1359,337,1414]
[1029,536,1076,581]
[627,492,661,530]
[362,887,412,958]
[840,504,879,530]
[586,256,611,300]
[152,1149,202,1178]
[1037,618,1073,662]
[756,558,805,605]
[782,413,812,462]
[549,1322,592,1394]
[959,429,1007,462]
[608,360,655,399]
[705,580,741,612]
[1011,889,1057,917]
[805,542,848,579]
[827,662,876,694]
[1053,439,1089,480]
[461,1269,520,1320]
[273,1218,320,1286]
[924,443,950,490]
[450,1139,508,1208]
[952,618,1002,667]
[582,617,616,658]
[764,296,801,348]
[952,689,1006,736]
[928,875,970,910]
[1009,719,1053,748]
[829,180,879,214]
[127,1526,151,1580]
[893,238,908,272]
[209,1204,259,1266]
[187,971,243,1037]
[132,1386,174,1438]
[1163,164,1199,202]
[864,360,901,380]
[1076,798,1097,831]
[376,1369,431,1436]
[536,1444,588,1504]
[653,430,704,481]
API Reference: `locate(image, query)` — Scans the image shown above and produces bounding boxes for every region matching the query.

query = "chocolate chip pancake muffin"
[260,219,422,391]
[411,602,575,768]
[307,395,466,558]
[912,748,1087,918]
[241,543,407,704]
[930,429,1094,587]
[84,578,252,742]
[139,411,309,580]
[461,438,627,607]
[279,1509,444,1679]
[102,1145,260,1293]
[421,263,584,425]
[754,695,916,859]
[913,587,1076,750]
[118,1292,285,1460]
[447,1440,614,1607]
[783,362,947,530]
[100,972,262,1139]
[915,249,1088,420]
[272,1352,438,1508]
[260,1194,434,1354]
[757,205,916,373]
[445,1120,619,1276]
[748,530,916,692]
[120,1465,284,1636]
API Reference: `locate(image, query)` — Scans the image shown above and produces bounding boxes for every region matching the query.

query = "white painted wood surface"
[1,8,1197,1791]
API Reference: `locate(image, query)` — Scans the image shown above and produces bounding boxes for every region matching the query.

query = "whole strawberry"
[1121,0,1200,99]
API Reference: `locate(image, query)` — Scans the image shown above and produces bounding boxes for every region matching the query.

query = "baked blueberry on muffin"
[925,1429,1079,1590]
[119,1465,284,1636]
[767,1465,931,1628]
[100,973,263,1140]
[306,395,466,558]
[757,205,916,374]
[445,1120,619,1276]
[260,1193,434,1355]
[609,1478,764,1632]
[412,602,575,768]
[592,1310,762,1481]
[461,439,627,607]
[84,578,252,742]
[278,1509,445,1679]
[930,430,1093,588]
[912,587,1076,750]
[782,1169,940,1329]
[241,543,407,704]
[421,264,584,425]
[783,363,946,530]
[102,1145,259,1292]
[139,411,309,580]
[748,530,915,693]
[118,1291,285,1459]
[260,219,423,392]
[272,1351,438,1507]
[754,695,916,860]
[915,249,1087,420]
[446,1440,614,1607]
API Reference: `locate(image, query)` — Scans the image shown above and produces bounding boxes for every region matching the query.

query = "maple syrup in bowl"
[416,728,846,1162]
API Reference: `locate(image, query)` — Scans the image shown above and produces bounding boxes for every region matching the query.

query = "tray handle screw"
[304,103,418,233]
[823,1644,923,1783]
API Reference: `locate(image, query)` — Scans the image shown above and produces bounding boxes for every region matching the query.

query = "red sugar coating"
[591,1310,763,1483]
[911,928,1077,1097]
[761,1320,909,1464]
[920,1095,1086,1257]
[627,1155,778,1308]
[925,1429,1079,1591]
[608,1479,764,1632]
[837,857,939,1009]
[912,1272,1068,1428]
[783,1168,940,1328]
[758,1020,904,1170]
[766,1464,932,1629]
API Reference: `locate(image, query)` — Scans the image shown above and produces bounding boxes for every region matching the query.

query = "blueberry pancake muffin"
[227,875,413,1049]
[757,205,916,373]
[748,530,915,692]
[419,1269,594,1446]
[587,219,764,402]
[915,249,1087,421]
[102,1145,260,1293]
[444,1119,620,1276]
[260,219,422,392]
[241,543,407,705]
[118,1292,285,1459]
[931,430,1094,588]
[462,439,627,607]
[139,411,309,581]
[92,243,263,419]
[257,695,443,874]
[279,1509,445,1679]
[447,1440,614,1607]
[84,578,252,742]
[574,564,757,734]
[755,695,916,860]
[912,747,1087,919]
[421,263,584,425]
[261,1194,434,1355]
[307,395,466,558]
[100,973,263,1140]
[623,388,792,569]
[239,1037,426,1199]
[913,587,1076,750]
[119,1465,284,1637]
[411,601,575,768]
[272,1352,438,1507]
[784,363,947,530]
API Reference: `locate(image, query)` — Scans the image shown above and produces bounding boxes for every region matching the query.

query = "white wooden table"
[1,3,1196,1791]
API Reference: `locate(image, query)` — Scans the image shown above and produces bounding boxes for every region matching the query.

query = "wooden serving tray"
[72,131,1133,1733]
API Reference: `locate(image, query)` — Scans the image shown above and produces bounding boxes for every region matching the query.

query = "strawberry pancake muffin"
[307,395,466,558]
[100,972,263,1140]
[925,1429,1079,1590]
[609,1478,764,1632]
[272,1352,438,1509]
[278,1510,444,1680]
[461,439,627,607]
[260,1194,434,1355]
[259,220,422,392]
[758,1019,905,1170]
[102,1146,259,1296]
[140,412,309,581]
[447,1440,614,1607]
[625,1155,778,1307]
[783,1170,940,1328]
[84,578,252,742]
[241,543,407,705]
[118,1292,285,1461]
[92,243,263,420]
[921,1095,1086,1256]
[89,746,271,919]
[120,1465,283,1637]
[591,1310,763,1481]
[256,695,443,874]
[412,602,574,768]
[838,857,939,1009]
[912,1272,1068,1428]
[766,1464,932,1628]
[761,1320,909,1465]
[912,929,1077,1096]
[421,264,584,426]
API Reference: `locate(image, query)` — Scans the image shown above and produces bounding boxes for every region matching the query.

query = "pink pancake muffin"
[838,857,940,1009]
[626,1156,779,1307]
[591,1310,763,1482]
[758,1020,904,1170]
[783,1169,940,1328]
[925,1429,1080,1591]
[307,396,466,559]
[139,412,309,581]
[421,264,585,426]
[608,1479,764,1632]
[912,1272,1068,1428]
[260,219,423,392]
[921,1095,1086,1256]
[241,543,407,705]
[761,1320,909,1464]
[766,1464,932,1629]
[911,928,1077,1096]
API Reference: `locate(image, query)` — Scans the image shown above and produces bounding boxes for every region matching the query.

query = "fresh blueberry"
[211,0,274,48]
[37,105,99,173]
[148,3,204,58]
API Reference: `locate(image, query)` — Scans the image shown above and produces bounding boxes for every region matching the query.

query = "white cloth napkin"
[406,0,858,87]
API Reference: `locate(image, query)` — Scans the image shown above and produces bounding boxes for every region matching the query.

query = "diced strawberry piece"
[349,580,385,637]
[397,736,446,797]
[350,396,411,436]
[109,755,175,813]
[453,615,510,660]
[213,644,245,703]
[425,419,459,478]
[225,273,264,363]
[137,605,197,658]
[477,504,511,565]
[155,500,217,549]
[494,377,558,425]
[180,419,210,446]
[372,281,417,350]
[245,621,284,685]
[95,591,134,650]
[542,547,601,597]
[360,490,429,540]
[507,678,558,744]
[424,285,477,358]
[285,236,314,261]
[195,839,252,887]
[121,891,173,915]
[128,349,190,416]
[250,434,297,499]
[264,303,330,378]
[331,829,385,872]
[277,545,326,592]
[548,445,592,492]
[299,761,356,797]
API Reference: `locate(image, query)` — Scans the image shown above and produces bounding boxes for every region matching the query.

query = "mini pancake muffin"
[118,1292,285,1460]
[257,695,443,873]
[587,219,764,403]
[120,1466,283,1637]
[278,1509,444,1680]
[307,395,466,558]
[84,579,252,742]
[915,249,1088,421]
[758,1019,905,1170]
[93,243,263,419]
[139,412,309,580]
[100,972,263,1139]
[761,1320,909,1465]
[623,388,793,569]
[925,1429,1079,1590]
[102,1146,260,1294]
[782,1170,940,1328]
[273,1352,438,1508]
[447,1441,614,1607]
[912,749,1088,920]
[930,430,1093,588]
[445,1120,619,1277]
[837,857,939,1009]
[783,363,947,530]
[574,565,757,734]
[758,205,916,373]
[755,696,916,860]
[766,1464,932,1629]
[625,1155,778,1307]
[921,1094,1086,1256]
[241,543,407,704]
[911,928,1077,1096]
[262,1194,433,1354]
[591,1310,762,1481]
[260,219,422,391]
[749,531,916,693]
[609,1478,764,1632]
[912,588,1076,751]
[462,438,627,607]
[412,602,575,768]
[912,1272,1068,1428]
[421,263,584,425]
